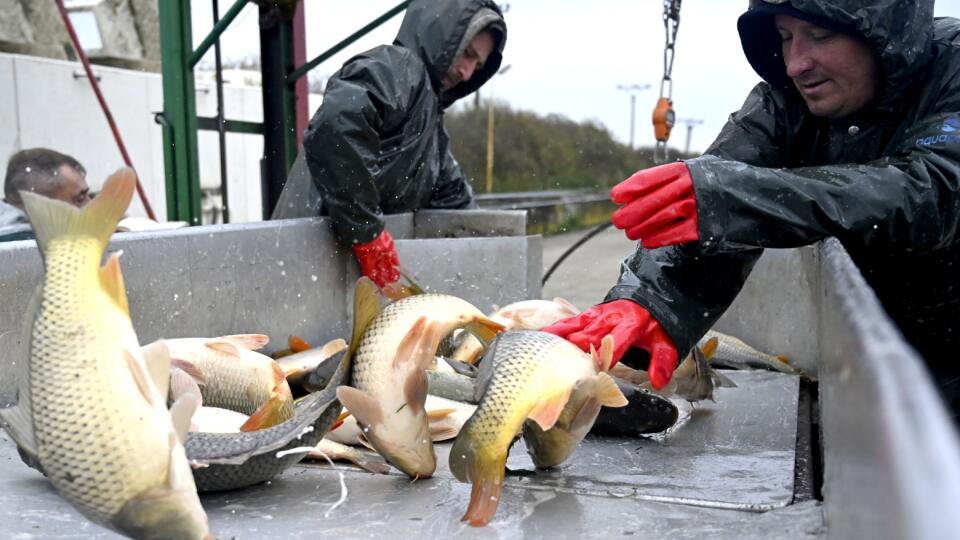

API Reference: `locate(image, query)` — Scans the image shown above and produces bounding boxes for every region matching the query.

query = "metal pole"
[629,94,636,150]
[485,98,494,193]
[190,0,249,68]
[159,0,203,224]
[685,123,693,155]
[213,0,230,224]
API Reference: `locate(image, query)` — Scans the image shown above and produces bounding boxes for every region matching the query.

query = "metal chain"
[655,0,682,163]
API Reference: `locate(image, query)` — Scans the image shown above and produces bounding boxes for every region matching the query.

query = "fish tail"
[451,435,507,527]
[20,168,135,253]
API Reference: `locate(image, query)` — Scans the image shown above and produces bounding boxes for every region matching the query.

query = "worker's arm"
[600,84,788,361]
[303,48,417,246]
[428,128,477,209]
[616,80,960,255]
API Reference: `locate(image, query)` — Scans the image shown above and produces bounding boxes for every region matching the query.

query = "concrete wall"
[0,52,307,224]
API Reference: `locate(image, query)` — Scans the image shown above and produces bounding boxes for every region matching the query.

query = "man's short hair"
[3,148,86,205]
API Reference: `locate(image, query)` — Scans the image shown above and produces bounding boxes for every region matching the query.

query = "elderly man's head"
[4,148,90,209]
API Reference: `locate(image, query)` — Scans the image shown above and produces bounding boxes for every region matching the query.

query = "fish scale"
[352,293,487,393]
[460,332,561,454]
[31,241,170,523]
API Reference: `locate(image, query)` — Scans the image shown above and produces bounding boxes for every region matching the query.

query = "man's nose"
[784,39,815,78]
[458,61,477,83]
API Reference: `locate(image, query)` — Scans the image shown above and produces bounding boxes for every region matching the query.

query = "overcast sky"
[193,0,960,154]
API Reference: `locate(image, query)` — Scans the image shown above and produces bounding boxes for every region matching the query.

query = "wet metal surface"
[0,371,812,538]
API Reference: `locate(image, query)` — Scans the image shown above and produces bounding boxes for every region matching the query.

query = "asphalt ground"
[540,224,638,310]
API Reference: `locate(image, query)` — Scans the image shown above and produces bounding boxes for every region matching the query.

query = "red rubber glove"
[542,299,679,390]
[610,161,699,248]
[352,230,400,288]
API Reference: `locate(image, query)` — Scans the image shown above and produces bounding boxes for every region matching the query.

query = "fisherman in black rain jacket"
[295,0,505,288]
[545,0,960,416]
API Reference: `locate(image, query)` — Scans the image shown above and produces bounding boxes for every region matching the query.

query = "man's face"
[48,165,91,208]
[775,15,880,118]
[441,31,495,92]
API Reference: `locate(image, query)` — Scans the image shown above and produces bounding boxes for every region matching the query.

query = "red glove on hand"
[610,161,699,249]
[542,299,679,390]
[352,230,400,288]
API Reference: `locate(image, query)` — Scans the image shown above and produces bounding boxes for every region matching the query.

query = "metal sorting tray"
[0,371,820,539]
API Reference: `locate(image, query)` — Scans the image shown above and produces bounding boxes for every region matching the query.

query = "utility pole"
[616,83,651,149]
[485,64,511,193]
[677,118,704,154]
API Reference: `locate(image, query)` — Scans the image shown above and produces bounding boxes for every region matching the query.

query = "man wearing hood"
[292,0,506,288]
[546,0,960,416]
[1,148,90,242]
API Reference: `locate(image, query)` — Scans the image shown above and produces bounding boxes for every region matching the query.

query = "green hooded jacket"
[300,0,506,245]
[607,0,960,391]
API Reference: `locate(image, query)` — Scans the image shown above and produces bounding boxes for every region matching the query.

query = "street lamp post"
[677,118,704,154]
[486,64,511,193]
[617,83,651,149]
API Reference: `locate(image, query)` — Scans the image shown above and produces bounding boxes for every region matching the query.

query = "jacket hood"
[737,0,934,110]
[394,0,506,106]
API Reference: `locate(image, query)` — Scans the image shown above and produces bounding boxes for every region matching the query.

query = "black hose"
[541,221,614,286]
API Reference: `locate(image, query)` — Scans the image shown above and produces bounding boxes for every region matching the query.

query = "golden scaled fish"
[162,334,293,431]
[336,293,504,479]
[0,168,210,539]
[449,331,626,527]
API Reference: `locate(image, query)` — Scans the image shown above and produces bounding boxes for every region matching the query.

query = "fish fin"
[311,439,391,474]
[336,386,385,428]
[21,167,135,254]
[318,338,348,360]
[701,336,719,359]
[403,370,429,416]
[344,278,381,371]
[0,401,37,459]
[0,285,41,456]
[430,424,459,442]
[270,360,288,388]
[776,355,793,365]
[712,370,739,389]
[396,265,425,295]
[204,339,243,358]
[165,432,196,491]
[168,392,200,443]
[328,411,352,432]
[453,446,507,527]
[239,389,292,431]
[286,335,310,352]
[551,297,581,316]
[569,396,603,435]
[393,316,428,369]
[527,388,573,431]
[592,372,629,407]
[426,408,457,421]
[99,251,130,316]
[464,317,506,347]
[357,433,377,452]
[124,348,162,407]
[221,334,270,350]
[170,358,207,386]
[169,368,203,405]
[589,335,616,372]
[140,340,172,403]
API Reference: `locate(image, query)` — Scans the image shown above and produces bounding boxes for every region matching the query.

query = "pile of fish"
[0,167,806,536]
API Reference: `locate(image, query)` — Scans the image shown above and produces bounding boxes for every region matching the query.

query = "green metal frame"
[158,0,409,224]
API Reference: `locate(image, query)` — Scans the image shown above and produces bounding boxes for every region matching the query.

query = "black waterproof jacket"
[607,1,960,389]
[302,0,505,245]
